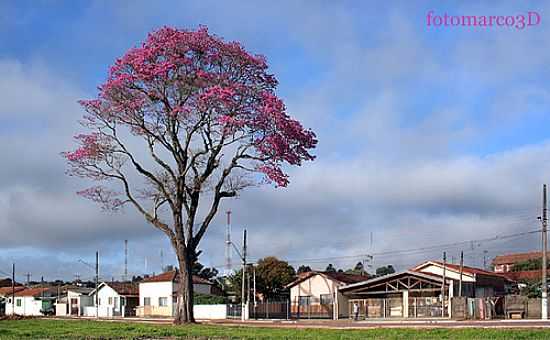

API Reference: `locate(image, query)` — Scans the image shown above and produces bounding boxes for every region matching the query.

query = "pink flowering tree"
[64,26,317,324]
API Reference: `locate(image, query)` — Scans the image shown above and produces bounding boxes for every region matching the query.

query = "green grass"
[0,319,550,339]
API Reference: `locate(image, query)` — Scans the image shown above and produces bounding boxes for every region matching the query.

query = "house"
[492,251,547,273]
[55,287,93,317]
[136,270,220,317]
[87,282,139,317]
[285,271,369,319]
[4,287,57,316]
[412,261,509,297]
[0,286,25,316]
[337,260,511,320]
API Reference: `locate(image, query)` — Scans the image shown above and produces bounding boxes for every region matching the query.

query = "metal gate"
[251,299,289,319]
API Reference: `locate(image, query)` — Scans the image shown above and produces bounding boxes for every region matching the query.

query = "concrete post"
[403,290,409,318]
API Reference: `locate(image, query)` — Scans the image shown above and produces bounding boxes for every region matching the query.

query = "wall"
[55,302,68,316]
[194,283,212,295]
[138,281,175,317]
[416,265,475,283]
[6,296,44,316]
[193,304,227,319]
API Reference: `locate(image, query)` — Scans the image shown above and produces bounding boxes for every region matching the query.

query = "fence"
[451,297,504,320]
[251,299,289,319]
[504,295,550,319]
[348,297,444,319]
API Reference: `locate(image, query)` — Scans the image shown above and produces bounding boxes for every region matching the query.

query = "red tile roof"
[12,287,51,297]
[492,251,545,265]
[141,270,213,285]
[501,270,549,282]
[0,286,25,296]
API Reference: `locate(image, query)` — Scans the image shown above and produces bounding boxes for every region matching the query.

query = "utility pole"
[11,263,15,315]
[160,250,164,272]
[26,273,31,286]
[441,252,446,318]
[241,229,247,321]
[124,240,128,282]
[253,266,257,320]
[542,184,548,320]
[95,251,99,319]
[459,251,464,297]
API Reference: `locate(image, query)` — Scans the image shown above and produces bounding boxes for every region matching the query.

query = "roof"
[285,271,369,289]
[501,270,549,282]
[412,261,508,280]
[340,270,448,292]
[66,287,94,295]
[492,251,545,265]
[102,282,139,296]
[12,287,51,297]
[141,270,213,285]
[0,286,25,296]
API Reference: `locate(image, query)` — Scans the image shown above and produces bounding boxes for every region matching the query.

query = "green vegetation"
[194,293,227,305]
[1,319,550,339]
[512,258,547,271]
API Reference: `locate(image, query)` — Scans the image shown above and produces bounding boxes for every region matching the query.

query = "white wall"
[417,264,475,282]
[94,284,122,317]
[139,281,175,311]
[193,304,227,319]
[6,296,43,316]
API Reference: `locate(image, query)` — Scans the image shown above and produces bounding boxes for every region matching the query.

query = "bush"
[193,293,227,305]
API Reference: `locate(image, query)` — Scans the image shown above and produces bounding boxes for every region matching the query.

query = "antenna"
[160,249,164,272]
[124,240,128,282]
[225,210,232,275]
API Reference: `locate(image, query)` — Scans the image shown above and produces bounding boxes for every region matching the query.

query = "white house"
[285,271,369,319]
[86,282,139,317]
[0,286,25,316]
[5,287,57,316]
[136,270,219,317]
[55,287,93,317]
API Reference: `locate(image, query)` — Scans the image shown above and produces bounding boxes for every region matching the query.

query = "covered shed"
[339,271,451,319]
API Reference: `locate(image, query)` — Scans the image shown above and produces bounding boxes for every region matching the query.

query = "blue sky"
[1,1,550,281]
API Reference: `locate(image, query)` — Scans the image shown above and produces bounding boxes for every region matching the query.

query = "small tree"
[325,264,337,273]
[297,265,312,274]
[64,26,317,323]
[375,265,395,276]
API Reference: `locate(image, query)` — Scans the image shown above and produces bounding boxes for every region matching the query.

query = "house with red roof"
[492,251,546,273]
[336,260,511,320]
[136,270,220,317]
[4,287,57,316]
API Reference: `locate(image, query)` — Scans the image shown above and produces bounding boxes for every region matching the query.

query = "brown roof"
[285,271,369,288]
[492,251,545,265]
[104,282,139,296]
[0,286,25,296]
[141,270,213,285]
[12,287,51,297]
[501,270,549,282]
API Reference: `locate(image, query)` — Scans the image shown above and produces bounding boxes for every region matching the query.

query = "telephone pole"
[459,251,464,297]
[95,251,99,319]
[542,184,548,319]
[441,252,447,317]
[124,240,128,282]
[241,229,247,321]
[11,263,15,315]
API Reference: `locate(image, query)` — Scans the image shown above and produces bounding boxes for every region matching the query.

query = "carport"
[338,271,452,319]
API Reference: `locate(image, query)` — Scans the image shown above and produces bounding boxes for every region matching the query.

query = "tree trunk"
[174,249,195,324]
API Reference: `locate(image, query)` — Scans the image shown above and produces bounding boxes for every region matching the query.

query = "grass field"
[1,319,550,339]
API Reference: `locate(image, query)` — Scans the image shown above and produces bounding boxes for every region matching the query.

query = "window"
[121,297,126,306]
[159,297,168,307]
[108,297,113,305]
[298,296,310,306]
[16,298,22,307]
[320,294,333,305]
[144,297,151,306]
